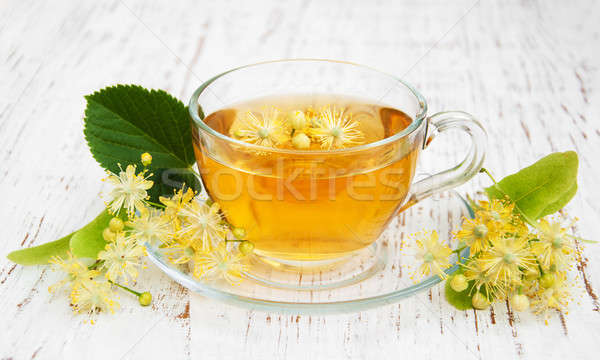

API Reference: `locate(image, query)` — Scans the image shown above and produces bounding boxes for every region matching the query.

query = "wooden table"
[1,0,598,359]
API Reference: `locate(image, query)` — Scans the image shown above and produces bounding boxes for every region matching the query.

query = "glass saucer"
[145,191,473,314]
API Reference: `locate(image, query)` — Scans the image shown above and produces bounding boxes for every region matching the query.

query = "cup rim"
[188,59,428,155]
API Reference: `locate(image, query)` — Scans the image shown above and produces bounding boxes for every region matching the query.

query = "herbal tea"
[193,95,419,261]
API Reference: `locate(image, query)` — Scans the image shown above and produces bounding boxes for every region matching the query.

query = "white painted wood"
[1,0,599,359]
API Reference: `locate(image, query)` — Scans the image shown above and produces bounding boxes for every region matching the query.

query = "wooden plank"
[1,0,598,359]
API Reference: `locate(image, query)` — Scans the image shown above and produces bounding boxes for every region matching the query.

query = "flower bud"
[289,110,307,130]
[540,273,555,288]
[108,217,125,233]
[102,228,116,242]
[291,133,311,149]
[239,240,254,255]
[450,274,468,292]
[232,227,246,240]
[472,292,491,310]
[138,292,152,306]
[141,152,152,166]
[524,267,539,281]
[510,294,530,312]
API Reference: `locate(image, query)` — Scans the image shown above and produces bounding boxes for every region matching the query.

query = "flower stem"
[147,201,165,209]
[479,167,498,184]
[108,280,142,297]
[88,260,103,270]
[453,246,467,255]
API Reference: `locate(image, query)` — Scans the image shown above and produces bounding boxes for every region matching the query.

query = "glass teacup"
[189,59,486,266]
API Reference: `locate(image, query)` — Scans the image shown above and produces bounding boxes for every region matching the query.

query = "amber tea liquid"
[193,95,418,261]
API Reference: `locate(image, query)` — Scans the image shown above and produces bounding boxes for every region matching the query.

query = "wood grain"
[1,0,599,359]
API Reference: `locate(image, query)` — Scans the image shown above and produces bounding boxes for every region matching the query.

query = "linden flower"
[177,200,227,252]
[531,218,575,270]
[455,217,490,254]
[127,207,171,245]
[478,236,536,285]
[531,273,571,323]
[105,164,153,216]
[48,252,100,292]
[97,234,145,284]
[462,259,506,300]
[159,188,195,229]
[70,280,119,324]
[192,243,248,284]
[414,231,453,279]
[310,106,364,150]
[477,199,516,233]
[165,236,201,265]
[233,108,289,147]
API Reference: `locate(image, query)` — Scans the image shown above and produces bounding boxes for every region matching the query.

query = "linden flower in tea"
[309,106,364,150]
[230,104,366,150]
[233,107,289,147]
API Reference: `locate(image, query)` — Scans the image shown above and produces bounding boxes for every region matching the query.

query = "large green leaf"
[7,233,73,265]
[485,151,578,220]
[83,85,201,202]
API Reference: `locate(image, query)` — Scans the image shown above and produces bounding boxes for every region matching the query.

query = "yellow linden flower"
[48,252,100,293]
[159,188,196,229]
[233,107,289,147]
[105,164,153,216]
[165,236,202,265]
[455,217,490,254]
[127,207,171,245]
[414,231,453,279]
[531,272,571,324]
[477,199,516,234]
[192,243,248,284]
[177,200,227,252]
[97,234,145,284]
[478,236,536,285]
[462,259,507,300]
[309,106,364,150]
[70,280,119,324]
[531,218,574,270]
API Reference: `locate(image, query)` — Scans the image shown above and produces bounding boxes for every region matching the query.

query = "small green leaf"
[83,85,201,203]
[70,209,127,258]
[485,151,578,220]
[444,278,474,310]
[444,269,474,310]
[7,233,73,265]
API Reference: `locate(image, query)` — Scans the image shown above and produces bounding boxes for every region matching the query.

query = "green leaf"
[70,209,127,258]
[7,233,73,265]
[83,85,201,202]
[485,151,578,220]
[444,278,474,310]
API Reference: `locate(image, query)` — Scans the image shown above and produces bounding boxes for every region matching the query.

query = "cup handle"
[401,111,487,210]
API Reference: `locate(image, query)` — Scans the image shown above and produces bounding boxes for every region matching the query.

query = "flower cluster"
[230,106,365,150]
[414,197,581,323]
[49,153,252,322]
